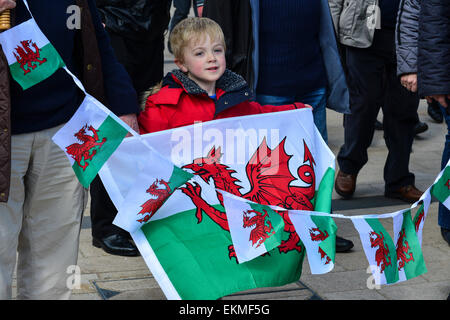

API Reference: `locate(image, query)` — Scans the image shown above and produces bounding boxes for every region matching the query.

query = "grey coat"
[328,0,379,48]
[395,0,420,76]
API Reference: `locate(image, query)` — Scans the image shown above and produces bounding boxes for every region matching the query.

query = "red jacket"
[138,69,308,134]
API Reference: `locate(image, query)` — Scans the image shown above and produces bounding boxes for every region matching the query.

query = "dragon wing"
[242,137,296,206]
[138,198,161,216]
[65,143,83,158]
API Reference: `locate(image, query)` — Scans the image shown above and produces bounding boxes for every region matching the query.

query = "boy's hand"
[400,73,417,93]
[119,113,139,137]
[0,0,16,13]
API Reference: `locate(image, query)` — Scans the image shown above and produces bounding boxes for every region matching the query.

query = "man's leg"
[16,125,87,299]
[336,43,384,196]
[169,0,192,32]
[379,29,420,202]
[0,133,32,299]
[382,65,418,194]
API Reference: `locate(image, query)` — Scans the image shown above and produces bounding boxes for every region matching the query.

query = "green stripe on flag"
[10,43,65,90]
[365,218,399,284]
[312,167,334,213]
[430,166,450,203]
[168,166,193,191]
[142,205,303,300]
[398,211,427,279]
[311,215,337,263]
[73,116,128,188]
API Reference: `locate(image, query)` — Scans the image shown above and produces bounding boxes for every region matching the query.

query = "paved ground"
[13,14,450,300]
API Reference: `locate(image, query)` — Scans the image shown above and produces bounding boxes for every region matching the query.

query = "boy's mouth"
[206,66,219,71]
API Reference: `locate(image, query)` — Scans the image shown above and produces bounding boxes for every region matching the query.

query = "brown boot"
[385,184,423,203]
[335,170,357,199]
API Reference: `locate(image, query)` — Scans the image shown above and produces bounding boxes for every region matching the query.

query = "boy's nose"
[207,51,217,61]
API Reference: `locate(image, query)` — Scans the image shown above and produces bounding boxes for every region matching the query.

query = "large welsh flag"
[0,18,65,90]
[52,95,129,188]
[100,108,335,299]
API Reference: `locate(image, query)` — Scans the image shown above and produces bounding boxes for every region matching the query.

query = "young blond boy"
[138,17,307,133]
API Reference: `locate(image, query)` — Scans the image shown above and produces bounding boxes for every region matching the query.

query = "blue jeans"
[255,87,328,143]
[439,105,450,229]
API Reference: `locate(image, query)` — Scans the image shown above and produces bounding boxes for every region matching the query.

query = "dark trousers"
[90,176,127,239]
[337,29,419,193]
[90,32,165,239]
[169,0,199,32]
[108,31,165,96]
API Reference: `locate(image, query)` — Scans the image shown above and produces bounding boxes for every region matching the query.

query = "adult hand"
[426,94,450,108]
[400,73,417,93]
[0,0,16,14]
[119,113,139,137]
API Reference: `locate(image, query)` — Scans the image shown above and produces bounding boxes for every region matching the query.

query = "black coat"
[417,0,450,97]
[95,0,170,41]
[203,0,254,87]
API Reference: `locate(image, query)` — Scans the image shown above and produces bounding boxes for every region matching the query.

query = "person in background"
[167,0,204,53]
[329,0,423,204]
[415,0,450,245]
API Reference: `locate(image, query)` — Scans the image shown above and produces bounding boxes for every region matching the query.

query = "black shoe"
[414,121,428,135]
[427,101,443,123]
[374,119,383,131]
[441,227,450,246]
[93,234,140,257]
[336,235,354,253]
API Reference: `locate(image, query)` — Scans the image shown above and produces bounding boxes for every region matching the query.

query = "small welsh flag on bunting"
[430,161,450,209]
[351,215,399,285]
[393,210,427,282]
[222,193,285,263]
[288,210,337,274]
[113,151,194,233]
[0,19,65,90]
[52,95,129,188]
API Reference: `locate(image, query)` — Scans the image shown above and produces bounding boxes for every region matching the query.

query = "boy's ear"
[174,58,188,73]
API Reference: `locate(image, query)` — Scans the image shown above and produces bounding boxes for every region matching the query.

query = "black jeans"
[90,176,127,239]
[337,29,419,193]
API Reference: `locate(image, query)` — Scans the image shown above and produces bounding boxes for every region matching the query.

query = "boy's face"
[175,34,226,95]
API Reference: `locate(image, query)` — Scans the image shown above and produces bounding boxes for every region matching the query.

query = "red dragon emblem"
[65,124,106,171]
[309,227,331,264]
[180,137,316,261]
[243,209,275,248]
[396,229,414,270]
[369,230,392,274]
[137,179,172,223]
[414,208,425,233]
[13,40,47,75]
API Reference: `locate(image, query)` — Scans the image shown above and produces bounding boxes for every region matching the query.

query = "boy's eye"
[214,48,223,53]
[194,51,204,56]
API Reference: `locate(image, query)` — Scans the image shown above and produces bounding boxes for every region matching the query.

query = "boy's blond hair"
[169,17,226,62]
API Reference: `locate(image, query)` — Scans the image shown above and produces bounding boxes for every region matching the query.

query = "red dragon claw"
[278,233,302,254]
